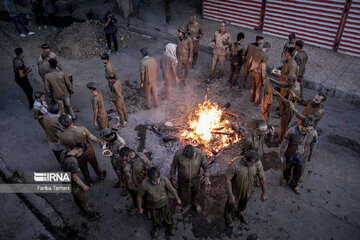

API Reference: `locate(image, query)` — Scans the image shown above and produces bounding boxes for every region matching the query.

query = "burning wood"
[180,98,244,157]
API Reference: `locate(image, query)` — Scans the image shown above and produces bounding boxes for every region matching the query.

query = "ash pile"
[50,20,131,59]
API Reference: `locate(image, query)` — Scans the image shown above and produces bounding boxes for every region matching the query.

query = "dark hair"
[245,150,258,163]
[256,120,267,129]
[75,142,88,152]
[148,167,160,180]
[221,20,226,25]
[15,47,23,56]
[86,82,97,90]
[237,32,244,41]
[256,35,264,42]
[100,53,109,60]
[286,47,296,56]
[318,92,327,102]
[183,145,195,158]
[289,33,296,40]
[119,146,133,159]
[263,42,271,49]
[49,103,61,114]
[247,234,259,240]
[34,91,44,100]
[41,43,50,49]
[41,52,50,59]
[295,40,304,48]
[301,117,314,127]
[140,48,148,56]
[58,114,72,128]
[49,58,57,68]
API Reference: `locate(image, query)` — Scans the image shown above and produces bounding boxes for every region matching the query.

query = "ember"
[181,98,242,156]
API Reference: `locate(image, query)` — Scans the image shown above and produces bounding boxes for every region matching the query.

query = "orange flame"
[181,98,241,156]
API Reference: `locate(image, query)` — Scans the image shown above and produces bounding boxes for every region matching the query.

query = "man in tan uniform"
[58,114,106,185]
[272,47,300,143]
[208,21,231,81]
[42,103,63,162]
[86,82,109,130]
[38,43,62,71]
[101,53,123,92]
[224,151,267,227]
[170,145,211,213]
[228,32,245,88]
[249,42,271,106]
[44,58,77,120]
[294,40,308,97]
[290,92,326,128]
[38,52,51,81]
[140,48,159,109]
[137,167,181,238]
[185,15,203,69]
[108,74,128,127]
[176,28,193,85]
[241,35,264,89]
[119,146,153,215]
[160,43,179,100]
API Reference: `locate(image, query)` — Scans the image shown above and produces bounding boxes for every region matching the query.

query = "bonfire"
[181,98,242,156]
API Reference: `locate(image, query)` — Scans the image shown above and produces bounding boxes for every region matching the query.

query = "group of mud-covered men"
[11,14,328,238]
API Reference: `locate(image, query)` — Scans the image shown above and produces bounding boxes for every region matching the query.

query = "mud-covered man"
[241,35,264,89]
[279,117,318,194]
[243,120,275,161]
[140,47,159,109]
[100,128,126,189]
[137,167,181,238]
[119,146,153,215]
[228,32,245,88]
[249,42,271,106]
[224,150,267,227]
[290,92,326,128]
[170,145,211,213]
[59,142,104,221]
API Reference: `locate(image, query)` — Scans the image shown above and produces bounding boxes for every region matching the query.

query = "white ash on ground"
[50,20,131,59]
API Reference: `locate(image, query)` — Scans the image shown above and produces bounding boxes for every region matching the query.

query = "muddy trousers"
[224,196,249,223]
[192,40,200,68]
[161,74,173,100]
[114,96,128,126]
[144,83,159,108]
[54,98,76,119]
[210,54,226,79]
[283,159,306,188]
[15,78,34,109]
[77,143,104,184]
[178,176,200,206]
[178,60,190,85]
[228,62,241,86]
[241,61,250,89]
[277,107,294,143]
[250,72,263,105]
[72,184,99,218]
[149,205,173,231]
